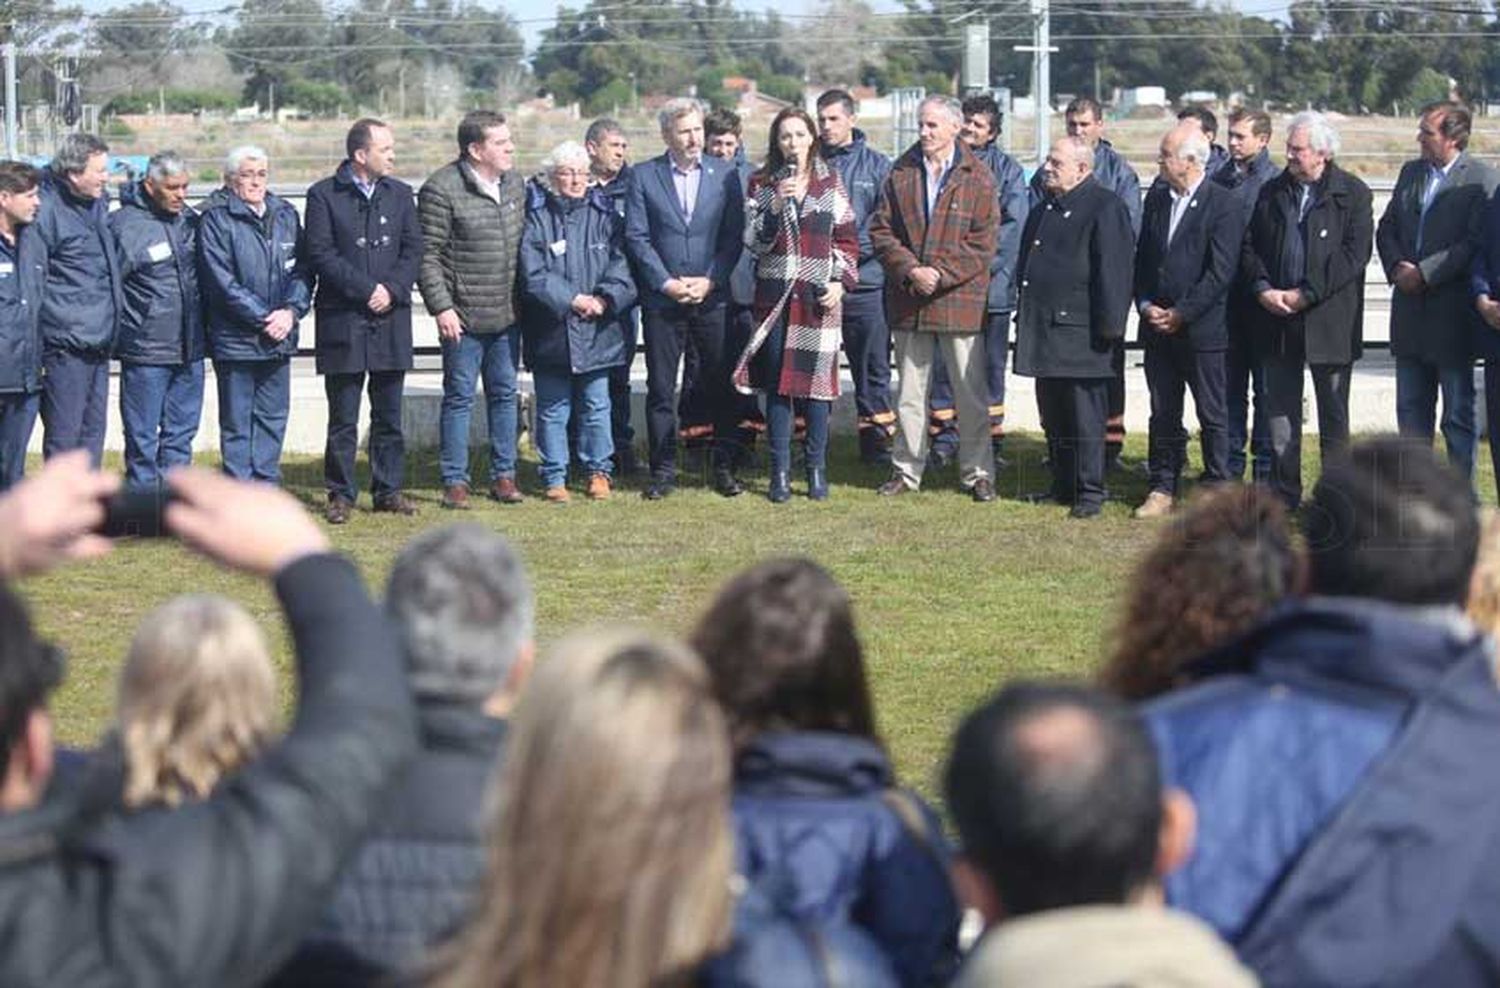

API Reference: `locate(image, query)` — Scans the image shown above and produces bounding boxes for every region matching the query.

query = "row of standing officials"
[0,94,1494,513]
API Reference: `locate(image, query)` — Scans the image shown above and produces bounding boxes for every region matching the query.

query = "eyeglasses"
[552,169,590,180]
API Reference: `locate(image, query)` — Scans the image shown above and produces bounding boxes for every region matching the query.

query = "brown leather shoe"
[373,493,418,516]
[586,473,612,500]
[877,476,915,497]
[441,484,471,510]
[490,477,525,504]
[1133,490,1175,519]
[543,485,569,503]
[324,495,353,525]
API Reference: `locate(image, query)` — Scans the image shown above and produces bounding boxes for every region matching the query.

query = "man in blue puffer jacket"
[199,145,312,483]
[110,151,204,489]
[0,162,46,490]
[35,133,122,467]
[1144,436,1500,987]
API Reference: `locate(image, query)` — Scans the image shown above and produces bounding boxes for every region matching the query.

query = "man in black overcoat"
[1132,122,1243,518]
[1014,137,1134,518]
[1239,111,1372,509]
[305,117,423,523]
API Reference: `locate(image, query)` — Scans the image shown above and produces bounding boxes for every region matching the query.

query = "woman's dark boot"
[769,470,792,503]
[807,465,829,501]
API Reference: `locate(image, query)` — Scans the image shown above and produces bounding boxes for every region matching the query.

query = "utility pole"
[4,34,16,159]
[1013,0,1056,166]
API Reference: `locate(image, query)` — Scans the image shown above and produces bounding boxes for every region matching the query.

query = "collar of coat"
[455,159,518,199]
[1270,160,1359,204]
[892,138,982,180]
[332,160,400,197]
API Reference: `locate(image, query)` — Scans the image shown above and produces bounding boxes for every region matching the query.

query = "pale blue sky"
[504,0,1294,54]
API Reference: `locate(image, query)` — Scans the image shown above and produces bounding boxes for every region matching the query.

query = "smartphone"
[97,487,177,538]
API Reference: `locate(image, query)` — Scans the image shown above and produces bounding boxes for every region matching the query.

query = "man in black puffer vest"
[272,522,533,987]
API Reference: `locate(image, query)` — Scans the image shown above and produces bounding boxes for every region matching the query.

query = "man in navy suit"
[1132,122,1242,518]
[624,97,746,499]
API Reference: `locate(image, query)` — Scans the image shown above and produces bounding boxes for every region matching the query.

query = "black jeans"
[324,370,406,503]
[643,302,735,479]
[1144,341,1228,496]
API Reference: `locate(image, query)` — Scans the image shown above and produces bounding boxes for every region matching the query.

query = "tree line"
[0,0,1494,120]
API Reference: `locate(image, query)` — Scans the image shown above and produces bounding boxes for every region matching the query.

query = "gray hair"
[542,140,591,174]
[919,95,964,126]
[385,524,534,705]
[657,97,705,134]
[1174,128,1212,167]
[1057,135,1094,170]
[145,150,189,183]
[584,117,623,146]
[1288,111,1340,157]
[52,133,109,176]
[223,145,268,179]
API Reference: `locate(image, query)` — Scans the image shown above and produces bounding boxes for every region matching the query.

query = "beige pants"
[891,330,992,489]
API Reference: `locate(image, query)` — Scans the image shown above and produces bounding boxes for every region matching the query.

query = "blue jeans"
[120,361,204,488]
[535,368,612,488]
[1396,355,1476,479]
[41,350,109,467]
[0,390,39,491]
[214,359,290,483]
[767,395,829,475]
[440,329,519,488]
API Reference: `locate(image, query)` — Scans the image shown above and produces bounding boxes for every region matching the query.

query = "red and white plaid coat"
[733,157,859,401]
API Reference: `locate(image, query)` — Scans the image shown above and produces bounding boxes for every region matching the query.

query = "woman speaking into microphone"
[734,107,859,503]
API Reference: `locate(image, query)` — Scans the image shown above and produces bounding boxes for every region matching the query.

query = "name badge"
[0,262,14,276]
[147,241,172,262]
[549,239,567,257]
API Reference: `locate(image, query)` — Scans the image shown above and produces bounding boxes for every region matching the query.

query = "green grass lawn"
[16,432,1489,799]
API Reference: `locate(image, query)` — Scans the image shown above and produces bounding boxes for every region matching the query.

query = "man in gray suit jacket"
[1378,101,1499,479]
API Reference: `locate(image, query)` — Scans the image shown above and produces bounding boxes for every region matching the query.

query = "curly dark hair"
[1100,485,1305,701]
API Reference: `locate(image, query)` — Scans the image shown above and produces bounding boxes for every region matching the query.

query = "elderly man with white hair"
[198,144,312,483]
[519,141,636,502]
[870,94,1000,502]
[1013,135,1134,519]
[1240,111,1372,510]
[1130,121,1243,518]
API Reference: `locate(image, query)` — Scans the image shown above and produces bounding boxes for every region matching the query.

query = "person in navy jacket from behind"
[304,118,423,523]
[110,151,204,490]
[624,97,745,500]
[35,133,122,467]
[1131,122,1242,518]
[1145,437,1500,987]
[691,557,961,988]
[198,145,312,484]
[0,161,46,491]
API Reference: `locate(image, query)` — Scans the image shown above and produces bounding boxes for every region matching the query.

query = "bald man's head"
[1041,136,1093,196]
[944,682,1167,917]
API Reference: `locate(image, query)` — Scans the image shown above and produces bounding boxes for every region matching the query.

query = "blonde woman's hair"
[116,594,278,809]
[429,629,735,988]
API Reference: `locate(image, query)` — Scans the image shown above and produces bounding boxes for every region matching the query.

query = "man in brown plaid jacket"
[870,95,1000,502]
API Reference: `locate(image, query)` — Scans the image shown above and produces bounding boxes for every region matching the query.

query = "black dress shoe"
[714,469,744,498]
[970,478,996,503]
[642,480,676,500]
[1069,501,1102,519]
[877,477,914,497]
